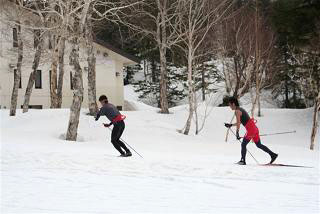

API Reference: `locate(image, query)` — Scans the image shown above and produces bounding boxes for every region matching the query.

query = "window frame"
[13,28,18,47]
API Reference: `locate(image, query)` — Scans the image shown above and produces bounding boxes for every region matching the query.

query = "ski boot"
[236,160,246,165]
[270,153,278,164]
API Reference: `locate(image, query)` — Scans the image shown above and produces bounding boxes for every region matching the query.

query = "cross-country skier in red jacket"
[95,95,132,157]
[225,97,278,165]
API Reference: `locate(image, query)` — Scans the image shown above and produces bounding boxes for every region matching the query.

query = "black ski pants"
[241,138,275,161]
[111,121,130,155]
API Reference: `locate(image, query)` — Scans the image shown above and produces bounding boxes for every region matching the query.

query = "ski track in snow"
[1,106,319,214]
[2,144,319,213]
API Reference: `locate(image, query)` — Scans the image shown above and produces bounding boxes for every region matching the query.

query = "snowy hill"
[1,88,319,213]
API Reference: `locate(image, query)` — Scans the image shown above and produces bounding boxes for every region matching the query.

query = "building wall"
[0,44,126,110]
[0,4,129,110]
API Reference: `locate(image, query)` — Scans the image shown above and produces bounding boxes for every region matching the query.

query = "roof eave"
[94,39,140,64]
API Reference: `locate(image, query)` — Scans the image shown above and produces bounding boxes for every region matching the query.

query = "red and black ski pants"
[241,119,275,161]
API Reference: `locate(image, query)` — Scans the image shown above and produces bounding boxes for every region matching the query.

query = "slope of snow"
[1,92,319,213]
[124,85,158,111]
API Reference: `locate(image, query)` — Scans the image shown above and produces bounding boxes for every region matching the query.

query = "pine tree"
[192,61,221,101]
[134,63,187,108]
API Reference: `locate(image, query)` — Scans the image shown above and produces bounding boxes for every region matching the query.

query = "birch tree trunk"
[156,2,169,114]
[251,0,259,118]
[257,92,261,117]
[194,85,200,135]
[159,45,169,113]
[50,37,60,108]
[10,24,23,116]
[57,37,66,108]
[183,49,195,135]
[66,0,90,141]
[22,32,44,113]
[66,39,84,141]
[251,74,262,118]
[310,93,320,150]
[85,17,98,115]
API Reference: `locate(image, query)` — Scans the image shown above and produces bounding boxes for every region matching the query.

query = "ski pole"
[241,130,297,139]
[107,127,144,159]
[259,130,296,137]
[228,128,260,165]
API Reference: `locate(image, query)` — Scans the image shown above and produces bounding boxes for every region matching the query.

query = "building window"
[34,30,40,48]
[13,28,18,47]
[70,72,74,90]
[21,105,42,109]
[14,69,22,88]
[35,70,42,89]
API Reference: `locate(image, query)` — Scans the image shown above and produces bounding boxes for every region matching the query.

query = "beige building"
[0,4,139,110]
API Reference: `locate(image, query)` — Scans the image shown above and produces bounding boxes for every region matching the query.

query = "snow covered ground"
[1,87,319,213]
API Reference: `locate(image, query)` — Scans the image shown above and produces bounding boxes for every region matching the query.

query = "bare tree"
[22,30,44,113]
[66,0,91,141]
[216,3,254,99]
[306,38,319,150]
[289,31,320,150]
[10,22,23,116]
[191,44,221,135]
[249,2,277,118]
[175,0,232,135]
[57,37,66,108]
[310,93,320,150]
[124,0,183,113]
[84,0,142,115]
[21,1,47,113]
[85,11,98,115]
[50,37,60,108]
[66,0,139,140]
[0,0,25,116]
[1,0,62,113]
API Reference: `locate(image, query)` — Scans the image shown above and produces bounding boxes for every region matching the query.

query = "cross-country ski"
[261,163,313,168]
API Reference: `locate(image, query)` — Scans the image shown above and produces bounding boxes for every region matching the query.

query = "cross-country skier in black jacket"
[95,95,132,157]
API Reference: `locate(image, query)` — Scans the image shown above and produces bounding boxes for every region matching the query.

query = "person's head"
[98,95,108,106]
[228,97,239,110]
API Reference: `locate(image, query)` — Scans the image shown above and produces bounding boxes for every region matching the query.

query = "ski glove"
[236,130,241,140]
[224,123,232,128]
[103,123,112,128]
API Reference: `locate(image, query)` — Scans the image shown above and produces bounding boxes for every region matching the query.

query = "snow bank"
[1,100,319,213]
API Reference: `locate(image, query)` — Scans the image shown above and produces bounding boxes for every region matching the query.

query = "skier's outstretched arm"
[95,108,102,121]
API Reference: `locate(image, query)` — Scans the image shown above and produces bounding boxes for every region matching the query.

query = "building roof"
[94,39,140,64]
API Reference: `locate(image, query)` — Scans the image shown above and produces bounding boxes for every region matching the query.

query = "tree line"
[99,0,319,149]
